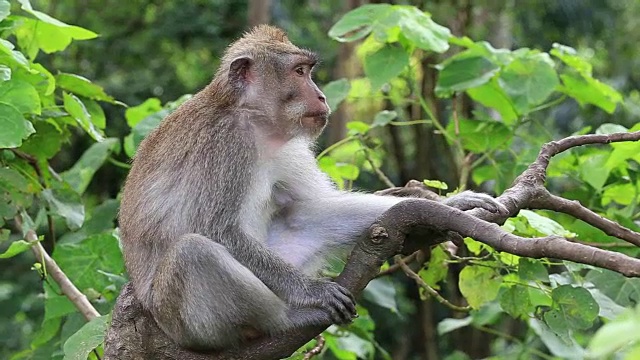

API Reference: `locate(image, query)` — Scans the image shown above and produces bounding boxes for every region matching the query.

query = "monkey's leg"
[151,234,295,350]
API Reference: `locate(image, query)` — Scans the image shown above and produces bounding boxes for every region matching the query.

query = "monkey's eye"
[295,66,305,76]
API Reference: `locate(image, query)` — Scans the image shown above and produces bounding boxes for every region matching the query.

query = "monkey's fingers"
[335,283,356,304]
[445,192,508,214]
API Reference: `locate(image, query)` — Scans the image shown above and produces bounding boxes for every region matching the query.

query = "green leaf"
[41,185,85,230]
[15,17,96,58]
[54,233,125,291]
[518,210,576,237]
[467,81,518,124]
[548,285,599,330]
[335,163,360,181]
[0,65,10,81]
[323,79,351,112]
[0,102,35,148]
[15,1,96,56]
[63,315,110,360]
[83,99,106,129]
[0,167,35,218]
[529,318,585,359]
[596,123,627,135]
[586,269,640,307]
[499,285,531,318]
[558,73,622,114]
[445,118,512,153]
[0,240,32,258]
[362,278,398,313]
[371,110,397,127]
[363,44,409,91]
[550,43,592,77]
[395,6,450,53]
[0,0,10,22]
[459,265,502,309]
[62,138,118,194]
[0,78,41,114]
[602,182,635,206]
[346,121,370,135]
[57,73,117,104]
[423,179,448,190]
[328,4,393,42]
[125,98,162,127]
[418,246,448,290]
[579,153,610,191]
[19,121,64,159]
[63,92,105,142]
[587,306,640,358]
[518,258,549,282]
[437,317,472,335]
[435,56,499,97]
[498,53,559,114]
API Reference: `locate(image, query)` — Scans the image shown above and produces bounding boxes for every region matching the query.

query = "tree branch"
[104,131,640,359]
[14,215,100,321]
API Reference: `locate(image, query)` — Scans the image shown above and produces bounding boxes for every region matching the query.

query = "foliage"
[0,1,639,359]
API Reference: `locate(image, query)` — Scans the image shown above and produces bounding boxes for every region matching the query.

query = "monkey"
[118,25,506,351]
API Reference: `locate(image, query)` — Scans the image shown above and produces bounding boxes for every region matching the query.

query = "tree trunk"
[248,0,272,27]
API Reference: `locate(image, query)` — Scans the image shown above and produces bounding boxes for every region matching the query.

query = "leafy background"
[1,0,640,359]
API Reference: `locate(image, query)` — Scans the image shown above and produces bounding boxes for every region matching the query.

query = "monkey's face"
[277,54,331,138]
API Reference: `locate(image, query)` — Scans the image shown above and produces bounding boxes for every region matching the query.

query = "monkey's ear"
[229,56,254,84]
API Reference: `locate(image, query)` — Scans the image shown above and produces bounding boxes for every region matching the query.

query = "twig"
[362,147,395,188]
[531,193,640,247]
[14,215,100,321]
[393,255,470,312]
[377,251,422,277]
[302,335,325,359]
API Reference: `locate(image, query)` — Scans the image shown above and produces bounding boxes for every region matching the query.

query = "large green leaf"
[445,118,511,153]
[499,285,532,318]
[467,80,518,124]
[56,73,117,104]
[362,278,398,313]
[41,184,85,230]
[62,138,118,194]
[459,265,502,309]
[0,102,35,148]
[498,53,559,114]
[125,98,162,127]
[328,4,393,42]
[558,73,622,114]
[322,78,351,111]
[63,315,110,360]
[0,240,32,258]
[19,121,65,159]
[395,6,450,53]
[363,44,409,91]
[545,285,599,331]
[0,78,41,114]
[435,56,499,97]
[63,92,105,142]
[14,1,96,57]
[0,0,10,22]
[53,233,124,292]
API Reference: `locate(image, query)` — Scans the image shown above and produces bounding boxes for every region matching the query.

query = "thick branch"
[105,131,640,359]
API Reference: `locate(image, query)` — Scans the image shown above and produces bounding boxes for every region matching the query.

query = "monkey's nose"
[318,94,326,103]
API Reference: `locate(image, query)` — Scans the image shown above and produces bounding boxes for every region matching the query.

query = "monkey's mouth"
[301,112,329,128]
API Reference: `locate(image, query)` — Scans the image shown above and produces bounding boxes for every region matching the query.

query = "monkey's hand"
[291,279,357,325]
[443,190,508,214]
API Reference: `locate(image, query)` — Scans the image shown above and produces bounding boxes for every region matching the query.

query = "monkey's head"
[211,25,330,139]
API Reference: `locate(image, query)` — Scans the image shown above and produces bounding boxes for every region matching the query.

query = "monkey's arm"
[267,191,505,271]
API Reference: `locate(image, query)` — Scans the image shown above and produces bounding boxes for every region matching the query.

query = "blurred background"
[2,0,640,359]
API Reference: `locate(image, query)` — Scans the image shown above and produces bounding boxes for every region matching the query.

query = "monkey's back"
[119,90,257,307]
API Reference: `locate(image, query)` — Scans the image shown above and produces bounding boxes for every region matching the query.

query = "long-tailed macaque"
[119,25,504,351]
